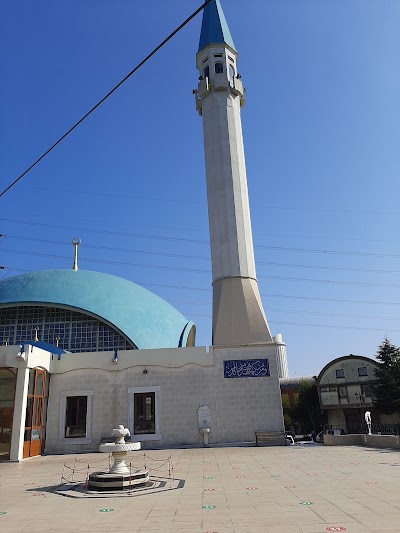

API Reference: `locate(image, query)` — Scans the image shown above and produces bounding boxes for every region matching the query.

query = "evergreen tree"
[293,379,323,434]
[373,338,400,416]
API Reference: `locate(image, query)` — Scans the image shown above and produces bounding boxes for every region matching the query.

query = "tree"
[293,379,323,434]
[373,338,400,417]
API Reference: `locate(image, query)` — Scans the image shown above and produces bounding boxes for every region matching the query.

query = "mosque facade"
[0,0,285,461]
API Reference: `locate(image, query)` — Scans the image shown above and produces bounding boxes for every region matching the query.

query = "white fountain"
[88,424,149,491]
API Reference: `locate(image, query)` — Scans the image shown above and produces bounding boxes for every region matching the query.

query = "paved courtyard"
[1,444,400,532]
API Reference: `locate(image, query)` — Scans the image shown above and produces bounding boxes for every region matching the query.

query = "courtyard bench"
[255,431,285,447]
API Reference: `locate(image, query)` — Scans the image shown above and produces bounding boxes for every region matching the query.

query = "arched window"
[215,62,223,74]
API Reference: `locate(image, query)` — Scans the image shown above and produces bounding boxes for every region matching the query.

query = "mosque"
[0,0,286,461]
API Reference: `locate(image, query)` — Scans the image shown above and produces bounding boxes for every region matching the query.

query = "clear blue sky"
[1,0,400,375]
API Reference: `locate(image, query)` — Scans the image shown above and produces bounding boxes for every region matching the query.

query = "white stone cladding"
[197,45,255,283]
[44,345,284,453]
[195,43,272,345]
[273,334,289,379]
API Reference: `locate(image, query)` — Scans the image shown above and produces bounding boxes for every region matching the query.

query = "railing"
[324,423,400,436]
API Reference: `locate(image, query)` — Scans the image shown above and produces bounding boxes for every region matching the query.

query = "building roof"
[198,0,235,52]
[0,270,194,350]
[280,376,315,389]
[317,354,378,383]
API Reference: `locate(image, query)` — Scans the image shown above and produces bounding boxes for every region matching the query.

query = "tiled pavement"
[1,444,400,532]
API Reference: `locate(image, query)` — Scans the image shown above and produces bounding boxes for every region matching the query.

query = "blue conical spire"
[198,0,235,52]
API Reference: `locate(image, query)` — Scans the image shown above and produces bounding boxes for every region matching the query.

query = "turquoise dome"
[0,270,195,350]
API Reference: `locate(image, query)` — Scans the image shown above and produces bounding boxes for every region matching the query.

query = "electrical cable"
[1,217,400,259]
[0,0,212,198]
[2,247,400,288]
[6,183,400,217]
[2,264,400,307]
[4,234,400,274]
[180,313,400,333]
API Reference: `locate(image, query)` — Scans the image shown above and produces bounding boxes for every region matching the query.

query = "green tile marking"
[202,505,217,509]
[99,509,114,512]
[300,502,314,506]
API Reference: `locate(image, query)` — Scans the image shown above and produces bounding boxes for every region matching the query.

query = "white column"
[10,367,29,461]
[273,334,289,378]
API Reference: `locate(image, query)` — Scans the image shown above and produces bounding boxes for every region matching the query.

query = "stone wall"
[45,344,284,453]
[324,433,400,450]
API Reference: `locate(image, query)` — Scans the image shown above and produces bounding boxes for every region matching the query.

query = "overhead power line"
[4,233,400,275]
[3,247,400,289]
[1,217,400,259]
[0,0,212,198]
[7,183,400,218]
[182,314,400,333]
[2,265,400,307]
[167,299,400,321]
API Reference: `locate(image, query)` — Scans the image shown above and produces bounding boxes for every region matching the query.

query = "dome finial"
[72,238,81,271]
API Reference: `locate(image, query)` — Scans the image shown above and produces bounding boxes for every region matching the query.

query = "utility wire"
[2,265,400,307]
[0,0,212,198]
[139,283,400,307]
[6,183,400,217]
[3,247,400,289]
[167,299,400,321]
[2,217,400,259]
[4,233,400,274]
[181,313,400,333]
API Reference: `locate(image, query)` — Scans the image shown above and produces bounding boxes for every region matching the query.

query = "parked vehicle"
[285,434,295,445]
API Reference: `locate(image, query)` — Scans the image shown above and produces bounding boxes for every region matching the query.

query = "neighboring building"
[0,0,285,462]
[316,355,379,434]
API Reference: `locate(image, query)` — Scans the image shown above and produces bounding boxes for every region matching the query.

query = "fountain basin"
[88,468,149,491]
[99,442,141,453]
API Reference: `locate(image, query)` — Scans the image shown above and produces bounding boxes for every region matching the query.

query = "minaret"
[195,0,273,346]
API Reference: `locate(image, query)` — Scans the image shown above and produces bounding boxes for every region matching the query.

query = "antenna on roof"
[72,238,81,271]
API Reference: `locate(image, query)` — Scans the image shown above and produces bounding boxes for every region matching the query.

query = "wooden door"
[23,369,47,459]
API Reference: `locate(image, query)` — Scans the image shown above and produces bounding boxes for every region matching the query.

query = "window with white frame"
[65,396,87,438]
[128,386,160,441]
[59,390,93,444]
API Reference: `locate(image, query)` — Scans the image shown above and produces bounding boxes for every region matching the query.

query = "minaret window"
[215,62,223,74]
[204,65,210,90]
[228,64,235,83]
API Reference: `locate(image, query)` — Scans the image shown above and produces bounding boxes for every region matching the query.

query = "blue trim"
[22,340,68,355]
[179,321,196,347]
[0,270,193,350]
[199,0,235,52]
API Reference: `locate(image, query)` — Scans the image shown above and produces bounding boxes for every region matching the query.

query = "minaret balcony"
[198,78,210,99]
[213,73,229,91]
[231,78,244,97]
